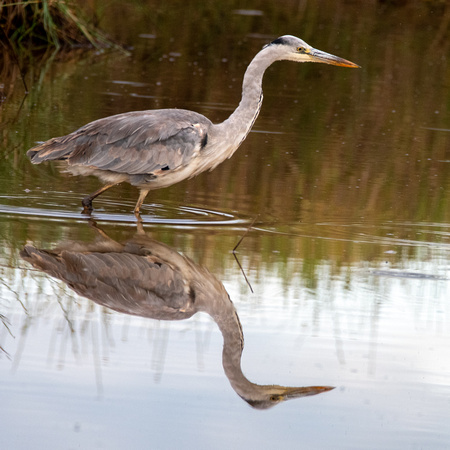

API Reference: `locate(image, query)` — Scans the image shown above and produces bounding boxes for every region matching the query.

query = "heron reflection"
[20,222,333,409]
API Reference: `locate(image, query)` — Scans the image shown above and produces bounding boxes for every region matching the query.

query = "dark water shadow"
[19,219,333,409]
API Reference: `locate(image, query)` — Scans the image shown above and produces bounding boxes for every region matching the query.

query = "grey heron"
[27,35,359,213]
[21,221,334,408]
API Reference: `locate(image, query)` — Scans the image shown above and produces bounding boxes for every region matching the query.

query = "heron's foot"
[81,197,93,215]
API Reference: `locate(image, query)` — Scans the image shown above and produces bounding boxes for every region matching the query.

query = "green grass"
[0,0,117,51]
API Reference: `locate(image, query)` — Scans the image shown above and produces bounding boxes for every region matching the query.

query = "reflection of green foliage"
[0,0,449,291]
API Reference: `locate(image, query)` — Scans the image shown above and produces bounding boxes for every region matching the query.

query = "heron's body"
[27,35,358,213]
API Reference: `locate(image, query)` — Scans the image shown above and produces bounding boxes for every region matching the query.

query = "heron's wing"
[20,246,194,319]
[28,109,212,175]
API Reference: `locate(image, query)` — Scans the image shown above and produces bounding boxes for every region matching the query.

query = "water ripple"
[0,194,248,227]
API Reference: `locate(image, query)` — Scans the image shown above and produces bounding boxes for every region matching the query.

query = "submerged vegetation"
[0,0,115,50]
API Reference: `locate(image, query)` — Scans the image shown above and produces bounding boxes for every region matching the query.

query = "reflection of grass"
[0,313,13,358]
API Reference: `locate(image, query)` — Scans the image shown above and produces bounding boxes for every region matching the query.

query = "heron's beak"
[281,385,335,400]
[309,48,360,68]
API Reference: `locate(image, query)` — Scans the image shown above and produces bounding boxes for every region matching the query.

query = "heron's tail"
[27,136,74,164]
[20,245,62,275]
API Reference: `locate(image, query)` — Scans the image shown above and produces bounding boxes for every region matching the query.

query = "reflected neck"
[212,300,262,399]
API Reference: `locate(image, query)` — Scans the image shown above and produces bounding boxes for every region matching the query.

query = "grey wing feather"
[28,109,212,175]
[20,245,194,319]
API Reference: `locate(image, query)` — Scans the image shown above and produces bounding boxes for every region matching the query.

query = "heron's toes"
[81,197,93,214]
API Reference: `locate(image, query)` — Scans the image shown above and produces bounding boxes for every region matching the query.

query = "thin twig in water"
[233,216,258,293]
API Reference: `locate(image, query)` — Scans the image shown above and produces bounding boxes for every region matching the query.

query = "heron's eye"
[297,46,305,53]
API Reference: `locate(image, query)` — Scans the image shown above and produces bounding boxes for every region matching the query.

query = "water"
[1,2,450,449]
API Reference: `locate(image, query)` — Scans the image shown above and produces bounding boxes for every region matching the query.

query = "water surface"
[1,2,450,449]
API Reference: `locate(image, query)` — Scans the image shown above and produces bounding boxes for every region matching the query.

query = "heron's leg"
[135,214,145,235]
[133,189,150,214]
[82,183,118,213]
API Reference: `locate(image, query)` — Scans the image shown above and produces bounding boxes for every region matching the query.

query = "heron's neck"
[214,49,276,153]
[212,301,263,399]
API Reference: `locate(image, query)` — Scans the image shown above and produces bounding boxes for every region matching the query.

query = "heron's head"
[265,35,359,68]
[243,384,335,410]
